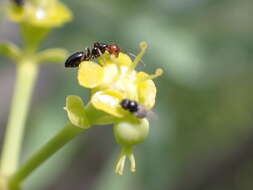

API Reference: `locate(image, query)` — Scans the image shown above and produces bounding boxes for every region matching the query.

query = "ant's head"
[107,44,120,57]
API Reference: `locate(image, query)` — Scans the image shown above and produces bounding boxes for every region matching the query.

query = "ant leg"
[97,48,107,65]
[97,48,103,57]
[83,48,91,61]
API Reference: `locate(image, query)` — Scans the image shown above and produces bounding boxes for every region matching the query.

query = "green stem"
[21,24,49,53]
[0,62,38,177]
[8,124,84,189]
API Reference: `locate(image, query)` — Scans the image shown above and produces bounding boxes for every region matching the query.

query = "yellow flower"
[77,42,163,118]
[7,0,72,27]
[66,42,163,175]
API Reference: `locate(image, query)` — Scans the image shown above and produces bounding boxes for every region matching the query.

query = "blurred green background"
[1,0,253,189]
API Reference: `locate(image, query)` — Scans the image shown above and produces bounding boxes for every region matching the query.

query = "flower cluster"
[7,0,72,28]
[0,0,70,64]
[65,42,163,175]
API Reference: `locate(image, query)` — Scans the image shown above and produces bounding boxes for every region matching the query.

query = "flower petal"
[117,53,132,66]
[78,61,104,88]
[102,64,119,85]
[64,95,90,128]
[91,90,125,117]
[97,52,132,67]
[136,72,157,109]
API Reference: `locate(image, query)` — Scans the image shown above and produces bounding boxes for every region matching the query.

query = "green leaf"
[64,95,90,129]
[36,48,68,64]
[0,42,20,60]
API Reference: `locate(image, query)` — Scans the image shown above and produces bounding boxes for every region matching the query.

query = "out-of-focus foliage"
[7,0,72,27]
[1,0,253,189]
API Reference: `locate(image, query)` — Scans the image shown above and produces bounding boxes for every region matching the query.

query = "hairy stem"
[0,62,38,177]
[8,124,84,189]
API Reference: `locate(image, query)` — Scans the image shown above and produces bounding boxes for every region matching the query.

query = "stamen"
[115,149,126,175]
[131,42,148,70]
[128,153,136,172]
[127,52,146,67]
[115,154,126,175]
[138,68,163,82]
[115,156,122,174]
[119,155,126,175]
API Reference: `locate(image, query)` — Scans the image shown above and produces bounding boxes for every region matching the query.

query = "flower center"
[110,66,138,100]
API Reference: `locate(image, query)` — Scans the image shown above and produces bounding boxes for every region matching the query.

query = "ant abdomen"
[65,52,85,68]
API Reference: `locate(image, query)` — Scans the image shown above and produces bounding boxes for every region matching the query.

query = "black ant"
[120,99,149,119]
[65,42,120,68]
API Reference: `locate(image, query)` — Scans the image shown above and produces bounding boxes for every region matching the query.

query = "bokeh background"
[1,0,253,189]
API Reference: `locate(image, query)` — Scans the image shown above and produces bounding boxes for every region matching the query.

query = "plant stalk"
[0,61,38,177]
[8,124,83,189]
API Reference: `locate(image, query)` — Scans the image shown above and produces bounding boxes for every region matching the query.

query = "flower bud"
[113,118,149,175]
[114,118,149,147]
